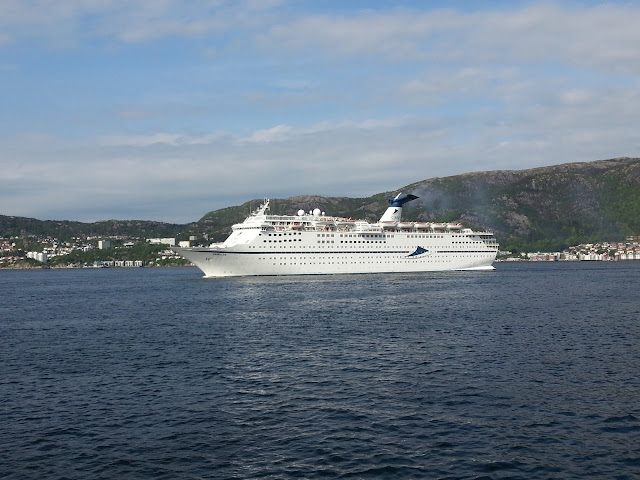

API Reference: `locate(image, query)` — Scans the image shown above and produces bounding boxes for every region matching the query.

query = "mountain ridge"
[401,157,640,251]
[3,157,639,252]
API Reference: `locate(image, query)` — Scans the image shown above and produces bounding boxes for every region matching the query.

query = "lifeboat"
[313,218,335,226]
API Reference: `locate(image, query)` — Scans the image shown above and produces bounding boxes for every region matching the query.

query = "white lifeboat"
[313,218,335,226]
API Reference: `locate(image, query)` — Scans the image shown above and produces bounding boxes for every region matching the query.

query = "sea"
[1,262,639,479]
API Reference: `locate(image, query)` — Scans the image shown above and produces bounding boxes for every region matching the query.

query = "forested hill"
[199,157,640,252]
[403,157,640,252]
[0,216,196,241]
[3,157,640,252]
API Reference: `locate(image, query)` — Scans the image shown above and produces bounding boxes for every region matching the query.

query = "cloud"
[558,89,593,107]
[97,132,224,147]
[0,0,282,47]
[260,4,640,72]
[246,124,293,143]
[4,95,638,223]
[2,2,640,222]
[3,1,640,76]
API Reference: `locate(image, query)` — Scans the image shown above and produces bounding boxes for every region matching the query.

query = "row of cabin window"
[262,231,455,240]
[263,239,301,242]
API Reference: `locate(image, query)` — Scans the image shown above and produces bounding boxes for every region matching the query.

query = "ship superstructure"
[173,193,499,277]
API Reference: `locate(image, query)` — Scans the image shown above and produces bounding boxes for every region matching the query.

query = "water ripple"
[2,264,640,479]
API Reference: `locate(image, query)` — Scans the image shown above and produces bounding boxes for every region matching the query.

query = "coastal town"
[0,235,191,269]
[2,232,640,269]
[502,237,640,261]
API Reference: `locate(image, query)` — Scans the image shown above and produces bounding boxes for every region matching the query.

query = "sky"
[2,0,640,223]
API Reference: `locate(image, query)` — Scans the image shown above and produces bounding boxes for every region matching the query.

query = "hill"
[403,157,640,252]
[199,157,640,252]
[3,157,640,252]
[0,216,197,242]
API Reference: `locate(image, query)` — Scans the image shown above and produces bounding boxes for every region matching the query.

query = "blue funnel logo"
[408,246,428,257]
[388,193,419,207]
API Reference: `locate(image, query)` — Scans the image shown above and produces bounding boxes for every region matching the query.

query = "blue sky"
[2,0,640,223]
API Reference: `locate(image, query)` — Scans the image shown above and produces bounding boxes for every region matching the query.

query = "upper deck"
[235,211,493,237]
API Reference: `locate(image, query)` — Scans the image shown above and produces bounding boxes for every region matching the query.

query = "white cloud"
[97,132,224,147]
[261,4,640,72]
[4,93,639,223]
[0,0,281,47]
[559,89,593,106]
[3,1,640,77]
[246,124,293,143]
[2,2,640,222]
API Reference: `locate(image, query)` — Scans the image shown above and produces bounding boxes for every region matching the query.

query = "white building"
[148,238,176,246]
[124,260,144,267]
[27,251,48,263]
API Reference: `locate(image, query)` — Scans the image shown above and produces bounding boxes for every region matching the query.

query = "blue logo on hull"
[408,246,428,257]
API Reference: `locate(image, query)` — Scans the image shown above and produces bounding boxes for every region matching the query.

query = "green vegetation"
[0,216,199,242]
[0,257,42,269]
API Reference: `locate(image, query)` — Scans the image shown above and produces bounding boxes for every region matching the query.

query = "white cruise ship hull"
[173,195,498,277]
[174,237,497,277]
[176,251,496,277]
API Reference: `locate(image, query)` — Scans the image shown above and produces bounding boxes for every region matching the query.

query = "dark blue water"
[2,263,639,479]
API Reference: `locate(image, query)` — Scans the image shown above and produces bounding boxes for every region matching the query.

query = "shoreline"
[0,263,196,270]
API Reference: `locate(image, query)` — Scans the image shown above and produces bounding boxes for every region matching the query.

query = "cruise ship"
[173,193,499,277]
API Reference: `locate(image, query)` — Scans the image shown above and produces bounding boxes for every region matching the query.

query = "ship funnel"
[379,193,419,223]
